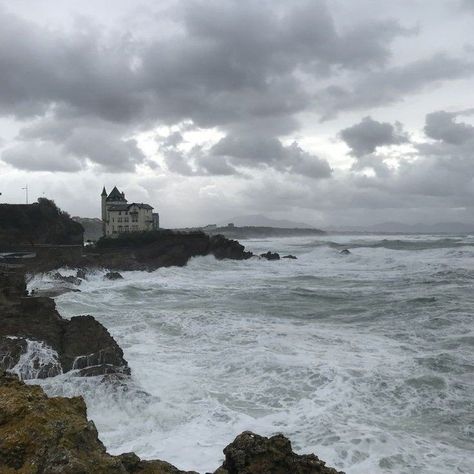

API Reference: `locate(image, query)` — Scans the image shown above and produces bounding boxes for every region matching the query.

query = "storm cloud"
[0,0,473,227]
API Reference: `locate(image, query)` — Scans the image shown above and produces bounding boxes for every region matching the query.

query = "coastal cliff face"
[0,374,343,474]
[0,270,129,378]
[82,231,253,271]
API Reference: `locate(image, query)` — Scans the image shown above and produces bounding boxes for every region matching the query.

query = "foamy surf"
[27,234,474,473]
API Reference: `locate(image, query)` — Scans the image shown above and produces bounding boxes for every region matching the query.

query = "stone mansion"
[101,186,159,237]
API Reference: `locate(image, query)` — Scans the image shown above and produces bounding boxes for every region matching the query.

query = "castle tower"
[101,187,107,236]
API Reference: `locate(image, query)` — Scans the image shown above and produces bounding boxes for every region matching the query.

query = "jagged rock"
[260,251,280,261]
[76,268,88,280]
[0,270,27,302]
[0,376,342,474]
[0,374,196,473]
[282,255,297,259]
[209,235,253,260]
[0,272,129,378]
[61,315,130,374]
[51,271,82,286]
[0,336,27,373]
[214,432,344,474]
[105,271,124,280]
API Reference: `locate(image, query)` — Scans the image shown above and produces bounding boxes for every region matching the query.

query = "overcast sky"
[1,0,474,228]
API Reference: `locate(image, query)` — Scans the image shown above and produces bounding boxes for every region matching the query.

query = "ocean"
[28,234,474,473]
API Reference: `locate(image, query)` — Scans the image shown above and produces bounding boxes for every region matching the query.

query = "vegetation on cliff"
[0,198,84,247]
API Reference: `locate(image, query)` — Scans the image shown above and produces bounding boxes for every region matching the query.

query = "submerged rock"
[260,251,280,261]
[214,431,344,474]
[339,249,351,255]
[104,271,124,280]
[282,255,297,259]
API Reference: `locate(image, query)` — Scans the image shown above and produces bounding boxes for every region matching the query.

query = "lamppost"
[21,185,28,204]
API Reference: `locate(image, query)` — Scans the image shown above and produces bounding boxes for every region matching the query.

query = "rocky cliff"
[0,270,129,377]
[0,374,343,474]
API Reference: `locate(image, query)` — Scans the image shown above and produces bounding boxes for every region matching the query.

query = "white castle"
[101,186,159,237]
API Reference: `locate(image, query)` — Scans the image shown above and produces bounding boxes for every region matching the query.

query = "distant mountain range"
[224,214,314,229]
[327,222,474,234]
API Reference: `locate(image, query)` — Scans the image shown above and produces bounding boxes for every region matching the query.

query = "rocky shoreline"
[0,269,342,474]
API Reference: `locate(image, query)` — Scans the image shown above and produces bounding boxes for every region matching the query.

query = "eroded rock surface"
[0,374,196,474]
[214,432,344,474]
[0,375,344,474]
[0,271,129,378]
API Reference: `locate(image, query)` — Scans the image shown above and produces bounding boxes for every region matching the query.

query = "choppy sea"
[28,234,474,473]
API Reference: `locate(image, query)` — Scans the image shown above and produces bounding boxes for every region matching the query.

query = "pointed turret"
[101,186,107,197]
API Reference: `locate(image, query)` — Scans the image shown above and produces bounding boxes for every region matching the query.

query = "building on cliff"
[101,186,159,237]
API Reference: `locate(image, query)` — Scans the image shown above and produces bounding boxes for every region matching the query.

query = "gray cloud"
[0,1,416,174]
[2,142,83,172]
[339,116,408,157]
[317,53,474,118]
[424,110,474,144]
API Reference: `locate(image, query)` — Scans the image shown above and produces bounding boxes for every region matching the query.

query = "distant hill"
[200,225,325,239]
[72,217,102,241]
[224,214,314,229]
[328,222,474,234]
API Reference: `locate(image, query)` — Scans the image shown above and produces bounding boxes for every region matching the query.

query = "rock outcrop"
[0,373,197,474]
[104,271,124,280]
[214,432,343,474]
[0,374,343,474]
[260,251,280,261]
[0,270,129,377]
[84,231,254,271]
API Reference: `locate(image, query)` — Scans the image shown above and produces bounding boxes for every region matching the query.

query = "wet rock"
[209,234,253,260]
[62,315,130,374]
[32,286,81,298]
[339,249,351,255]
[260,251,280,261]
[104,271,124,280]
[214,431,344,474]
[51,271,82,285]
[0,373,196,473]
[0,374,344,474]
[0,272,129,378]
[76,268,88,280]
[282,255,297,259]
[0,336,27,373]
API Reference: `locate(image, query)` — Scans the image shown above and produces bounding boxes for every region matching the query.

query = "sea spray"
[11,339,62,380]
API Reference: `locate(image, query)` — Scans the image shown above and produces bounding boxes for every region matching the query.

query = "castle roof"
[106,186,126,202]
[107,203,154,211]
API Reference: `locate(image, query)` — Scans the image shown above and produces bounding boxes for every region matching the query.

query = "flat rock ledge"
[0,373,344,474]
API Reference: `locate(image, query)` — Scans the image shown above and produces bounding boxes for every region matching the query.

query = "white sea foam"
[11,339,62,380]
[28,234,474,473]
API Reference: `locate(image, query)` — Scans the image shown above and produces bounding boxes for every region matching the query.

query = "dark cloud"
[339,116,408,157]
[0,1,415,174]
[317,53,474,118]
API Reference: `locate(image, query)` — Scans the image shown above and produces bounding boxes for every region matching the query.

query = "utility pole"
[21,185,28,204]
